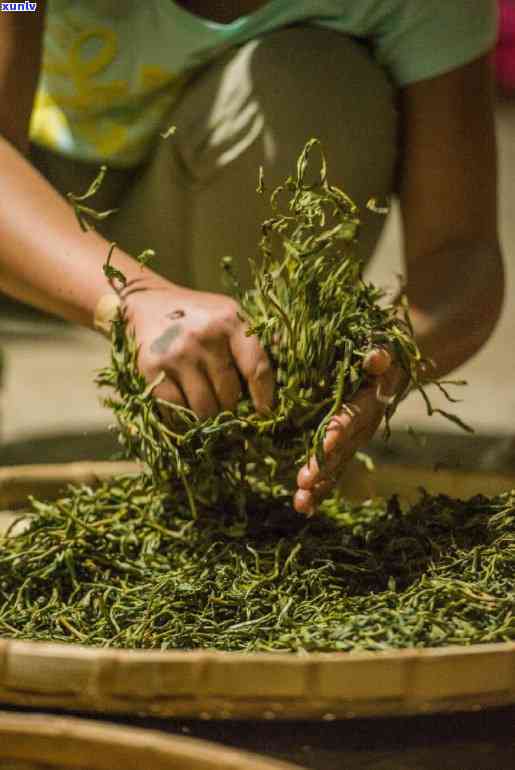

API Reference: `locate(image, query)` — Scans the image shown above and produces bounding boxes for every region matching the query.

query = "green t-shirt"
[30,0,497,167]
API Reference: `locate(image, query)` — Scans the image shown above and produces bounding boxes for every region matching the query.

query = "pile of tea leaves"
[1,139,512,653]
[0,478,513,650]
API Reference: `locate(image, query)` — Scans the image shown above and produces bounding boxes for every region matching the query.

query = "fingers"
[294,451,347,515]
[296,408,362,492]
[294,488,315,516]
[202,349,243,412]
[297,455,322,491]
[153,376,187,425]
[295,439,354,500]
[155,351,243,421]
[294,384,386,514]
[153,363,221,420]
[294,350,404,513]
[363,347,392,377]
[322,410,356,454]
[230,325,274,414]
[294,479,334,516]
[149,310,273,419]
[177,364,220,419]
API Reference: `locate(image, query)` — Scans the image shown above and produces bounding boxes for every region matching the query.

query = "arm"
[400,54,504,378]
[0,2,162,326]
[0,5,273,417]
[295,54,504,514]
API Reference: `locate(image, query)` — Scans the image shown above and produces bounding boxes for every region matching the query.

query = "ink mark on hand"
[167,309,185,320]
[151,323,183,354]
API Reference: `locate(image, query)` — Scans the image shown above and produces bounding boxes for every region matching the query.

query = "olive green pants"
[33,26,398,295]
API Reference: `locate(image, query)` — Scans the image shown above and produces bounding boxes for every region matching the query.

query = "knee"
[171,25,398,255]
[250,26,398,189]
[248,26,399,256]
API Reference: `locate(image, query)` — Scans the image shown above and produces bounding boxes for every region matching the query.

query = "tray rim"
[0,638,514,720]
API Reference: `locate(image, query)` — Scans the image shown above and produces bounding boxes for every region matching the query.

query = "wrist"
[94,292,122,335]
[98,272,188,334]
[92,252,175,335]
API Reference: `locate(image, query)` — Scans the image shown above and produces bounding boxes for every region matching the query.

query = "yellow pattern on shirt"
[30,6,190,166]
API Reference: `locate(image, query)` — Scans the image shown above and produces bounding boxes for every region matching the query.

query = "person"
[0,1,504,514]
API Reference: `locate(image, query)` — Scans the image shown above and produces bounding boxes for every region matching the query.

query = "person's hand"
[124,280,274,418]
[294,349,407,515]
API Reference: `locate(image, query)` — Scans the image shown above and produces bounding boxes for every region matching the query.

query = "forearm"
[406,241,505,380]
[0,136,165,327]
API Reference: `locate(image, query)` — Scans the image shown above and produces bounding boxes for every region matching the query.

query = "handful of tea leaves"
[96,139,467,510]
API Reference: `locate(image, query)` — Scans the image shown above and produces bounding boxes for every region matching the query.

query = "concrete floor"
[0,99,514,467]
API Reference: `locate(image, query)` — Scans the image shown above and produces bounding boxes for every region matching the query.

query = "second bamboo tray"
[0,711,304,770]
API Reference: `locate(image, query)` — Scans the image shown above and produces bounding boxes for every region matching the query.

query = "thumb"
[363,347,392,377]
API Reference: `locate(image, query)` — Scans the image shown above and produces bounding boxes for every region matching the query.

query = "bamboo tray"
[0,712,304,770]
[0,461,513,721]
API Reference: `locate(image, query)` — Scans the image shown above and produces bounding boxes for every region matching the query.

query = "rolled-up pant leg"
[90,27,400,294]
